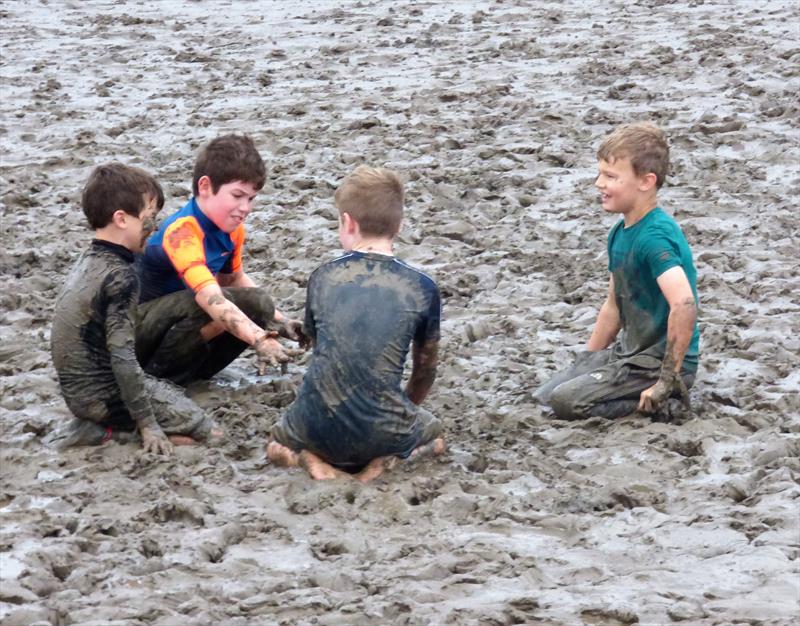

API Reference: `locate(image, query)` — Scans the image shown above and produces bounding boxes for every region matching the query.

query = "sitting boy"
[267,166,445,482]
[50,164,218,454]
[534,122,700,420]
[135,134,304,385]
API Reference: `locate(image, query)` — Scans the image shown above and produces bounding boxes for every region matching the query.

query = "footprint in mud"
[581,606,640,626]
[197,522,246,563]
[401,476,446,507]
[283,480,357,515]
[137,498,210,526]
[309,539,349,561]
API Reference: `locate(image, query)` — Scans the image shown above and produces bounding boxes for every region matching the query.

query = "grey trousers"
[50,374,214,449]
[533,348,695,420]
[135,287,275,386]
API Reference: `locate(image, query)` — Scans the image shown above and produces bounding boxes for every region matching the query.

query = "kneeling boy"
[50,164,218,454]
[268,166,445,482]
[534,122,700,420]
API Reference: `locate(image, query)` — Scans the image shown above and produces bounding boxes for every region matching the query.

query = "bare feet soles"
[354,456,398,483]
[409,437,447,460]
[168,435,196,446]
[298,450,353,480]
[268,438,447,483]
[168,427,225,447]
[266,440,300,467]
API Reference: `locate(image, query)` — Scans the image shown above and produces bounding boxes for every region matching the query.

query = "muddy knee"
[222,287,275,327]
[549,385,587,420]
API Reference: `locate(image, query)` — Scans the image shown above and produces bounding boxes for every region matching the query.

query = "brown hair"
[192,134,266,195]
[334,165,404,237]
[597,122,670,189]
[82,163,164,229]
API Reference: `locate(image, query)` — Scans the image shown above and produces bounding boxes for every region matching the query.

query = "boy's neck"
[350,236,394,256]
[94,227,132,250]
[195,196,211,217]
[623,197,658,227]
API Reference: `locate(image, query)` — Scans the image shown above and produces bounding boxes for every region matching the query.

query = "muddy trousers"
[50,374,214,449]
[532,349,695,420]
[135,287,275,386]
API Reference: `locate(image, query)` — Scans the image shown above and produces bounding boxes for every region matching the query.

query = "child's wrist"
[253,330,278,348]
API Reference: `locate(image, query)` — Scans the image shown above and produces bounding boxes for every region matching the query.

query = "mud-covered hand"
[254,333,291,375]
[276,318,311,350]
[140,425,174,456]
[638,371,690,414]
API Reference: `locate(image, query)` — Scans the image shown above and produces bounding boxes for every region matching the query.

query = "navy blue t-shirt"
[280,251,441,466]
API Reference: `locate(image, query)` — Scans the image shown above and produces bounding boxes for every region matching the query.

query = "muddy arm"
[104,272,158,431]
[217,270,302,343]
[639,266,697,412]
[587,274,621,351]
[406,340,438,405]
[657,266,697,375]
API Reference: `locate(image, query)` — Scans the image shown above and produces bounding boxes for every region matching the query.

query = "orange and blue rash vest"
[137,197,245,303]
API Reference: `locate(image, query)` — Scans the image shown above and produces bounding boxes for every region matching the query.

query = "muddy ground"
[1,1,799,624]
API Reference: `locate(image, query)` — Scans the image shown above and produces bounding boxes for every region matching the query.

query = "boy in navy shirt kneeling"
[268,166,445,482]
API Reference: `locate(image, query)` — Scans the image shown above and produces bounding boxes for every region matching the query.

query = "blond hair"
[334,165,404,237]
[597,122,670,189]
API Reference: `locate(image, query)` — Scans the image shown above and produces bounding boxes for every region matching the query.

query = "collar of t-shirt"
[91,239,134,263]
[351,250,394,258]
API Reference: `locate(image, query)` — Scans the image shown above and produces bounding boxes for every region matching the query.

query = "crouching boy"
[50,164,218,454]
[268,166,445,482]
[134,134,304,385]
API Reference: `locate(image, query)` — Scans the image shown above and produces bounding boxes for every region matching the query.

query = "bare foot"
[355,456,398,484]
[168,435,198,446]
[409,437,446,460]
[206,427,225,445]
[266,441,300,467]
[298,450,353,480]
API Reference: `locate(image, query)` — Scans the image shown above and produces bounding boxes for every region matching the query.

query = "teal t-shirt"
[607,207,700,371]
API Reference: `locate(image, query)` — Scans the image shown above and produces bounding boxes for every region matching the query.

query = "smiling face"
[197,177,258,233]
[595,156,653,216]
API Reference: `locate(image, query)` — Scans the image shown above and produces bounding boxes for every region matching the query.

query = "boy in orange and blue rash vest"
[135,134,306,385]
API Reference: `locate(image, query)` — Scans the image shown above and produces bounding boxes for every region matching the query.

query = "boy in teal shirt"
[534,122,700,420]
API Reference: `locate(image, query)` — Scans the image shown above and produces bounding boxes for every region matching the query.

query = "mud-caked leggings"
[533,348,696,420]
[135,287,275,386]
[50,375,215,449]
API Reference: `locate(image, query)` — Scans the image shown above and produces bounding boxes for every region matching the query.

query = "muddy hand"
[639,373,690,414]
[274,318,311,350]
[255,336,291,375]
[141,425,174,456]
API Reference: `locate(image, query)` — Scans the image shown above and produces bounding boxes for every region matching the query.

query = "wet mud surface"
[1,1,799,624]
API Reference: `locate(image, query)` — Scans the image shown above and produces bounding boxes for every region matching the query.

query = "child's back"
[279,250,440,467]
[268,166,445,480]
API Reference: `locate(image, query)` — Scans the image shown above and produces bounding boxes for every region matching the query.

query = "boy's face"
[127,195,159,252]
[595,157,649,215]
[198,177,258,233]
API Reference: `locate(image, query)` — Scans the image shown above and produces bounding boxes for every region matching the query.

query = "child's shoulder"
[310,252,438,292]
[391,256,438,288]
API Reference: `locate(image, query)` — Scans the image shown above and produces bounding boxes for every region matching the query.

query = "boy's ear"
[111,209,130,228]
[638,172,658,192]
[341,211,358,234]
[197,175,213,197]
